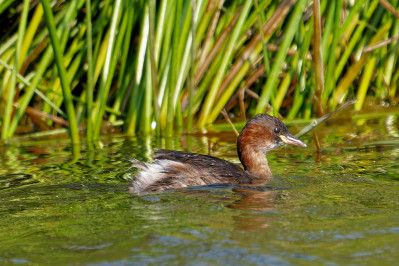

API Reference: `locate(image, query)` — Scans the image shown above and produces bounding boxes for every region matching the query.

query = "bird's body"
[129,149,253,194]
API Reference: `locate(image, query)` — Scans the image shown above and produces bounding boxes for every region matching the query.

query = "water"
[1,115,399,265]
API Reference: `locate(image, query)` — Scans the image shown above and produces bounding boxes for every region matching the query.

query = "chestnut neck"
[239,147,272,180]
[237,124,273,181]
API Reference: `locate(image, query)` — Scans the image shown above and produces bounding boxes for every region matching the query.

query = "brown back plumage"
[130,149,253,195]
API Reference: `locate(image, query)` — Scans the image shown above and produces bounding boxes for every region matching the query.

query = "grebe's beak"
[279,135,307,147]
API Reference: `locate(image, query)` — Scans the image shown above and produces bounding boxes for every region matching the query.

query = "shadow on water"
[0,114,399,265]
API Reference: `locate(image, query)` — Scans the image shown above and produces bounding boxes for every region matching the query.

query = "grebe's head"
[237,114,306,154]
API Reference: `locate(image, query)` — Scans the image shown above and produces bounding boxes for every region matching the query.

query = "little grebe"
[130,114,306,194]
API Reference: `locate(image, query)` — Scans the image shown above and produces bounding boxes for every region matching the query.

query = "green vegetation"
[0,0,398,143]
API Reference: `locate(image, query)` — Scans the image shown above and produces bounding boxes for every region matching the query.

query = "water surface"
[1,115,399,265]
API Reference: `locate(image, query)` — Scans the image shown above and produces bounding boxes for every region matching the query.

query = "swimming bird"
[130,114,306,195]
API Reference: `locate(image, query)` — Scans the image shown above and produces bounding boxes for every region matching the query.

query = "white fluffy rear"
[129,159,185,194]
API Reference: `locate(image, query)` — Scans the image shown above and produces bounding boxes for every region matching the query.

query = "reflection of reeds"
[0,0,398,142]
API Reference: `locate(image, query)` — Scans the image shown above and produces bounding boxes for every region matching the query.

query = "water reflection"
[0,114,399,264]
[229,188,277,230]
[0,173,38,189]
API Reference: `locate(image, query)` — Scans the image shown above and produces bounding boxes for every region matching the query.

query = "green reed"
[0,0,398,143]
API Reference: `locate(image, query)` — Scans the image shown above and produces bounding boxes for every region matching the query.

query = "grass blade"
[255,0,309,114]
[41,0,80,144]
[198,0,253,129]
[2,0,29,139]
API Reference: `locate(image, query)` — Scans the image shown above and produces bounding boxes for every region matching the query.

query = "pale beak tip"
[280,135,307,148]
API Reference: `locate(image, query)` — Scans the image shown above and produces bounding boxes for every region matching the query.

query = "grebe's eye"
[273,127,280,134]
